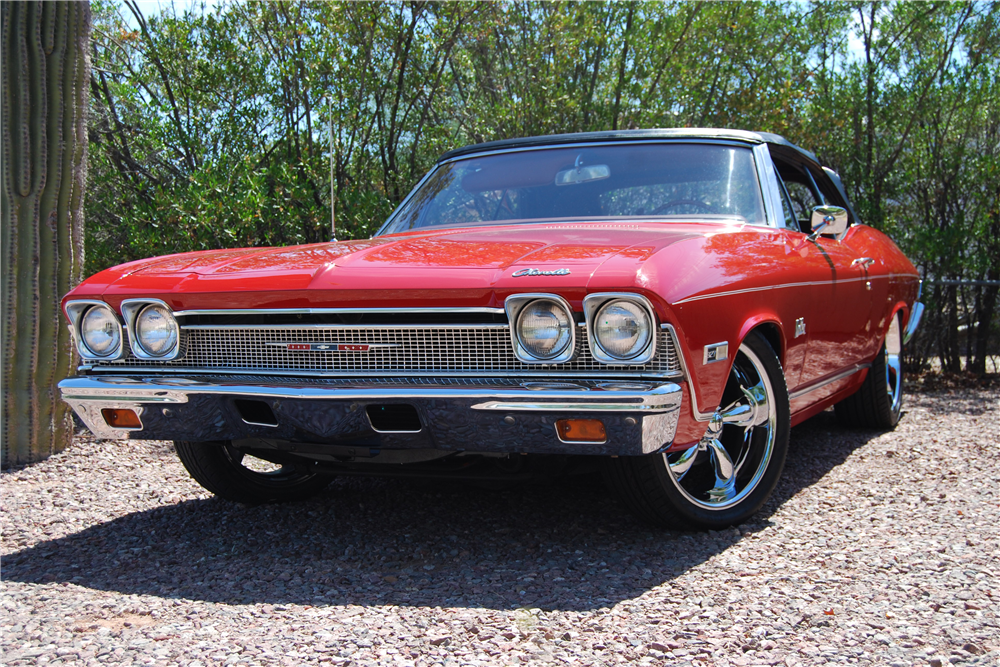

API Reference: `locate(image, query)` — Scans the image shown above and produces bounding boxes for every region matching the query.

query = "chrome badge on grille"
[264,342,401,352]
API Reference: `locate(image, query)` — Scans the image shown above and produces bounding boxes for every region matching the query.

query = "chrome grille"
[93,324,681,377]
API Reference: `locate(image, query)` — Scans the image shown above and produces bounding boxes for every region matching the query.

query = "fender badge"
[512,268,571,277]
[703,342,729,365]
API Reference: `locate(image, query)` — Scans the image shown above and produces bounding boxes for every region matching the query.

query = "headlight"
[80,305,121,357]
[593,300,651,360]
[134,304,178,357]
[516,299,573,360]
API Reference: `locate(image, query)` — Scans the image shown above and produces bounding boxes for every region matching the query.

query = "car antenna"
[329,95,337,242]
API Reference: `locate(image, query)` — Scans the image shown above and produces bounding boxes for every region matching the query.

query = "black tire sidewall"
[869,342,902,428]
[175,440,329,504]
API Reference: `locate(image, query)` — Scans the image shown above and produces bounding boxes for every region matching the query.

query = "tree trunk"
[1,1,91,467]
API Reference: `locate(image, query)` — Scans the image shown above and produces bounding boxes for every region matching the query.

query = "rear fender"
[883,302,909,356]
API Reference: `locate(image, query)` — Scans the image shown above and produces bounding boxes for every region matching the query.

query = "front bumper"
[59,376,683,456]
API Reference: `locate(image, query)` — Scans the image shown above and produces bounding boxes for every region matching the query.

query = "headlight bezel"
[66,300,124,360]
[583,293,658,364]
[121,298,182,360]
[504,293,577,364]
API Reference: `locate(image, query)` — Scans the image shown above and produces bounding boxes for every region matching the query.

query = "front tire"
[175,441,330,504]
[606,331,790,529]
[835,312,903,429]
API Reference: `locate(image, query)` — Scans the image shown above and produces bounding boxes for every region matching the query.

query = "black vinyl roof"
[439,128,820,166]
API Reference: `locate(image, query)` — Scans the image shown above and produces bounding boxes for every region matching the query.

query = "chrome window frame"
[375,138,778,236]
[753,143,786,229]
[65,299,125,361]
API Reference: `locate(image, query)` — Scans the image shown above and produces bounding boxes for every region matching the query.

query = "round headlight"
[81,305,121,357]
[594,300,651,360]
[516,299,573,360]
[135,304,178,357]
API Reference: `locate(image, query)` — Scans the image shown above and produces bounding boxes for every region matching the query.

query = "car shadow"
[2,410,882,612]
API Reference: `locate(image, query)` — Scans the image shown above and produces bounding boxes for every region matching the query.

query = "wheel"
[649,199,717,215]
[835,312,902,429]
[606,331,790,529]
[174,441,330,504]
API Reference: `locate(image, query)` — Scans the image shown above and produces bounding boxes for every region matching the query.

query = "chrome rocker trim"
[59,376,683,457]
[788,362,871,400]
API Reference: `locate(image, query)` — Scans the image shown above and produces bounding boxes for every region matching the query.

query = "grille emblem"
[512,268,571,277]
[264,342,400,352]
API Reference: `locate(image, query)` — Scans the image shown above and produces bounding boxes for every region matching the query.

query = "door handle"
[851,257,875,269]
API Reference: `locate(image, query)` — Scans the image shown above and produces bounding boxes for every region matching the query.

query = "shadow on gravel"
[3,410,881,612]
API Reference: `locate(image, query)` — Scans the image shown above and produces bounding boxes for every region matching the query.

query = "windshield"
[379,143,766,235]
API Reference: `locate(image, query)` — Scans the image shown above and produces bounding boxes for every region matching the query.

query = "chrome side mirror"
[808,205,849,240]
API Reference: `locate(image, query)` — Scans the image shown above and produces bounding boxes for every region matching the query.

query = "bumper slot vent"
[366,404,422,433]
[235,399,278,427]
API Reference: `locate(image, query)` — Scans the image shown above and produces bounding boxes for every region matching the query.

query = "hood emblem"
[512,268,571,277]
[265,343,400,352]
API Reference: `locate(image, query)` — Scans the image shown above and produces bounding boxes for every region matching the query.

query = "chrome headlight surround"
[65,300,124,360]
[121,298,182,360]
[504,293,577,364]
[583,293,657,364]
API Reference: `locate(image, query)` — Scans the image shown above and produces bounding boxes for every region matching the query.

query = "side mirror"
[808,205,849,240]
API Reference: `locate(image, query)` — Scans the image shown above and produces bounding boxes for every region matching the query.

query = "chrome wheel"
[605,331,789,529]
[663,344,778,511]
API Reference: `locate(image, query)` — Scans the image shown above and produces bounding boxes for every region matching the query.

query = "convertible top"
[439,128,820,166]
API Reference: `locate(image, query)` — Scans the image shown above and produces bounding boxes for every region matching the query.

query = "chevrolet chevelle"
[60,129,923,529]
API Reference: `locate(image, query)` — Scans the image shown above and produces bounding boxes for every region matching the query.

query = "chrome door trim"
[673,276,877,305]
[788,363,871,400]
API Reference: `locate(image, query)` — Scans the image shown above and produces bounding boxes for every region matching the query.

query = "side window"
[774,161,825,233]
[785,181,821,228]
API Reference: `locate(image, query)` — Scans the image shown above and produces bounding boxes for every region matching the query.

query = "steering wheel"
[649,199,718,215]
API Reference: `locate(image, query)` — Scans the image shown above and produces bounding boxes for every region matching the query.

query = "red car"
[60,129,923,529]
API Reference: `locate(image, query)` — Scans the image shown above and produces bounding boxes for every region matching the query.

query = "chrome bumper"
[903,301,924,344]
[59,376,683,456]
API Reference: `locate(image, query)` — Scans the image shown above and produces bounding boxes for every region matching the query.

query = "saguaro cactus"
[1,2,91,466]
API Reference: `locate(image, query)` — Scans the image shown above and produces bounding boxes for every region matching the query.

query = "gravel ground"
[2,385,998,667]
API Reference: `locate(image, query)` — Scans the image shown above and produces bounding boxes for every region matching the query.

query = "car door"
[772,161,872,391]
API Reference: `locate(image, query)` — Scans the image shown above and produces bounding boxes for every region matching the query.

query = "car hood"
[85,220,742,310]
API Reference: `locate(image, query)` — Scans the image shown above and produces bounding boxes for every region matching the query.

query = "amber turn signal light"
[101,408,142,429]
[556,418,606,442]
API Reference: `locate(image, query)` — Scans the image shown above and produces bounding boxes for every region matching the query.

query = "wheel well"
[751,322,784,363]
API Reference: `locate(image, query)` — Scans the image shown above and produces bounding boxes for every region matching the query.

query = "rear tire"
[606,331,790,530]
[835,313,903,429]
[175,441,330,504]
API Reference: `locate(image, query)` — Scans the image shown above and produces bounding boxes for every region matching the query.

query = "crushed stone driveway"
[2,386,998,667]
